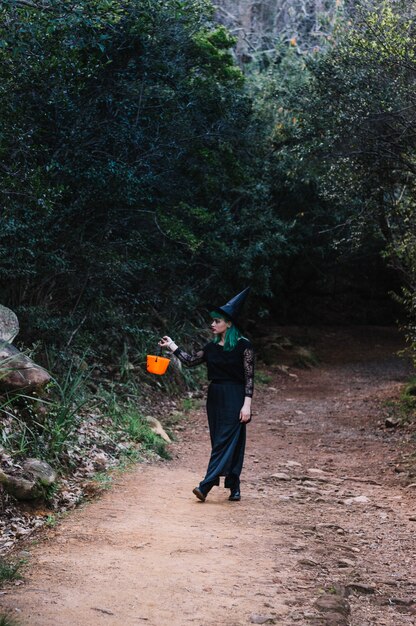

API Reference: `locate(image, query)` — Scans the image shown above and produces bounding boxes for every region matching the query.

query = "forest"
[2,0,416,353]
[1,0,416,512]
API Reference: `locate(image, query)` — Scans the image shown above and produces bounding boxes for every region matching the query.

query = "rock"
[0,342,51,392]
[386,597,415,606]
[270,472,291,481]
[385,417,399,428]
[92,453,109,472]
[314,594,350,616]
[298,558,319,567]
[144,416,171,443]
[316,523,344,532]
[285,461,302,468]
[409,516,416,522]
[337,558,355,568]
[308,468,327,476]
[346,583,376,594]
[288,610,304,621]
[343,495,370,505]
[319,611,349,626]
[405,483,416,490]
[249,614,275,624]
[22,459,56,486]
[0,304,19,342]
[0,470,41,500]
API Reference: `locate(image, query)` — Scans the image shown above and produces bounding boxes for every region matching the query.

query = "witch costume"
[172,288,254,501]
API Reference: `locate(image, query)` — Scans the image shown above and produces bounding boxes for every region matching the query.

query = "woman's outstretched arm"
[159,336,205,367]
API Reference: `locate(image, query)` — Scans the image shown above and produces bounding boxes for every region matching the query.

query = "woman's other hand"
[159,336,178,352]
[239,397,252,423]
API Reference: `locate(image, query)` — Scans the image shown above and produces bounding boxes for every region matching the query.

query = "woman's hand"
[159,336,178,352]
[239,397,252,423]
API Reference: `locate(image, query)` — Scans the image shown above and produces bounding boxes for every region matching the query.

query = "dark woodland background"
[1,0,416,361]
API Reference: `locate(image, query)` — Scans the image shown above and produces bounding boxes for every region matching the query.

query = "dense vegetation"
[1,0,413,361]
[0,0,415,427]
[258,1,416,344]
[0,0,290,360]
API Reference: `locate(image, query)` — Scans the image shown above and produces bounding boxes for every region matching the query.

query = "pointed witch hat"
[209,287,251,328]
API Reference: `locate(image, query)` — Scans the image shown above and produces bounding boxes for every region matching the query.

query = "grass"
[255,370,272,385]
[0,359,90,464]
[384,377,416,426]
[101,389,171,460]
[0,615,22,626]
[0,558,23,584]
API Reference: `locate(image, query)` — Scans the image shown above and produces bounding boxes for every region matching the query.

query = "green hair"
[210,311,242,351]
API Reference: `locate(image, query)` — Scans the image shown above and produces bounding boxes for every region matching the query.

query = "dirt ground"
[2,326,416,626]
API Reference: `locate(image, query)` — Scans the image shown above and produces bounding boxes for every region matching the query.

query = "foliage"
[0,616,21,626]
[0,365,89,464]
[0,363,172,466]
[0,558,23,583]
[98,388,170,459]
[0,0,289,354]
[307,2,416,333]
[249,1,413,322]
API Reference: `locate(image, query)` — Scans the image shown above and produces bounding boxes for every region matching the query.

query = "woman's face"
[211,317,230,336]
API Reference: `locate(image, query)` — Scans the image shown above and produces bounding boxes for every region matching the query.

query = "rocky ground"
[1,326,416,626]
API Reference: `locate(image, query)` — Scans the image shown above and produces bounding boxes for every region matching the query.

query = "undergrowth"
[0,558,23,583]
[102,390,171,460]
[0,558,24,626]
[0,615,21,626]
[0,340,206,494]
[386,377,416,426]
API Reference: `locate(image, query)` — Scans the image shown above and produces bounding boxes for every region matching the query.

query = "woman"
[159,287,254,502]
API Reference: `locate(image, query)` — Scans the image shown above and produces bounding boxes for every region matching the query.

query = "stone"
[249,614,275,624]
[0,342,51,392]
[270,472,291,481]
[385,417,399,428]
[337,558,355,568]
[307,468,327,476]
[409,516,416,522]
[22,459,56,486]
[144,416,172,443]
[0,305,19,342]
[343,495,370,505]
[387,597,414,606]
[346,583,376,594]
[314,594,350,616]
[298,558,319,567]
[320,612,349,626]
[0,470,41,500]
[92,453,109,472]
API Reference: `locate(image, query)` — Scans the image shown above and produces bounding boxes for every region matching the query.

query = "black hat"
[210,287,251,328]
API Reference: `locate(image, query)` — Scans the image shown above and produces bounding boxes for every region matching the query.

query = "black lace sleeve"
[243,346,255,397]
[173,347,205,368]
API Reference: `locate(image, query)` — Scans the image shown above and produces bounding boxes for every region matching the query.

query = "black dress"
[174,338,254,495]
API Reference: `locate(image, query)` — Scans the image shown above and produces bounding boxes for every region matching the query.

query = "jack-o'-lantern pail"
[146,352,170,375]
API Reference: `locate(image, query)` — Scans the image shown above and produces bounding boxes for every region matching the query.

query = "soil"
[2,326,416,626]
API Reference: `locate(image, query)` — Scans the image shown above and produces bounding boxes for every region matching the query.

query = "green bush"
[0,0,288,354]
[0,558,23,584]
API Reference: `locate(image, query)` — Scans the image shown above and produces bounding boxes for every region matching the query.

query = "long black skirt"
[199,382,246,494]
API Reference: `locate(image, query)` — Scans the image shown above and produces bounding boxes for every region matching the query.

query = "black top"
[173,338,254,397]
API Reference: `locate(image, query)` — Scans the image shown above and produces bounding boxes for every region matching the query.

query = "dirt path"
[2,327,416,626]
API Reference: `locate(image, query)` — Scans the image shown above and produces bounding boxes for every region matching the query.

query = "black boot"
[228,488,241,501]
[192,487,206,502]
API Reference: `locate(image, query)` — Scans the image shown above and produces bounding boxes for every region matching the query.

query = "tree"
[0,0,289,352]
[256,1,415,323]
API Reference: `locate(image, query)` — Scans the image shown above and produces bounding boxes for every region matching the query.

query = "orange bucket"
[146,352,170,375]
